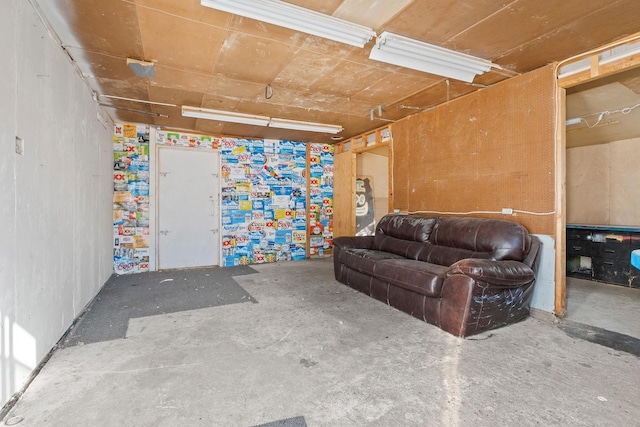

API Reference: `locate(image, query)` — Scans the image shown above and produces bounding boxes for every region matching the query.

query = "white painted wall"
[1,0,113,407]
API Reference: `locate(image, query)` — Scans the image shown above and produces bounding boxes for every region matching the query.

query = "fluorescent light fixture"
[369,31,495,83]
[182,106,271,126]
[182,106,343,134]
[200,0,376,48]
[269,118,343,134]
[566,117,584,126]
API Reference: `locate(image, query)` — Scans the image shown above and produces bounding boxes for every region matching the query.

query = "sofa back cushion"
[417,244,492,266]
[372,215,437,259]
[428,217,531,263]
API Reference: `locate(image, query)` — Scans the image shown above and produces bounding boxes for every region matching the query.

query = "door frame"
[554,32,640,315]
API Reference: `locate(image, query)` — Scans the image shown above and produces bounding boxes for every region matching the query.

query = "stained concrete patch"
[559,320,640,357]
[63,265,256,346]
[254,416,307,427]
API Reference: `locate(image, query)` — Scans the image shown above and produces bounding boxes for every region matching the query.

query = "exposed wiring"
[100,94,176,107]
[404,209,555,216]
[99,103,169,118]
[572,102,640,128]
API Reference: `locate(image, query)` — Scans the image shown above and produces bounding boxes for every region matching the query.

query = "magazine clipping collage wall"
[112,124,334,274]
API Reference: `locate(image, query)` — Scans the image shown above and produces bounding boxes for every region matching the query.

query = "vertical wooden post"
[554,85,567,316]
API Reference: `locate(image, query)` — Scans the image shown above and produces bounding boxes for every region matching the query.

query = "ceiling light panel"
[182,106,271,126]
[369,31,494,83]
[200,0,376,48]
[268,118,343,134]
[182,106,343,134]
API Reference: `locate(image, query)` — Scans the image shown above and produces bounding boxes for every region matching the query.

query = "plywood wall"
[333,150,355,237]
[392,65,557,235]
[567,137,640,225]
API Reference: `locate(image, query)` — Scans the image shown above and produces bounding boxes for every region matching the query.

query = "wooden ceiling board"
[381,0,510,43]
[349,73,439,108]
[113,110,157,125]
[146,85,203,107]
[333,0,414,29]
[296,34,361,59]
[75,51,139,82]
[213,32,300,85]
[98,78,150,104]
[449,0,621,62]
[238,100,345,128]
[566,82,640,148]
[227,14,311,47]
[328,96,381,117]
[61,0,143,57]
[495,1,640,71]
[137,7,228,75]
[151,65,213,95]
[286,0,344,15]
[34,0,640,143]
[271,50,343,90]
[253,87,344,113]
[134,0,232,28]
[620,76,640,95]
[206,75,265,102]
[104,98,153,113]
[311,61,391,97]
[200,93,243,112]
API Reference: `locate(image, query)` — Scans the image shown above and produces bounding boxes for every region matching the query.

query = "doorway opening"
[561,62,640,339]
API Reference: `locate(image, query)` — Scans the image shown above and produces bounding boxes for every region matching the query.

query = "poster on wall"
[308,143,334,256]
[356,176,375,236]
[113,123,150,275]
[220,138,310,266]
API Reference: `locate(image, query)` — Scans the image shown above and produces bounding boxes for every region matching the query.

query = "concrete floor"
[565,276,640,339]
[3,258,640,426]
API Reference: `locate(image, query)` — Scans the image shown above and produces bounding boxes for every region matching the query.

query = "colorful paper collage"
[220,138,310,266]
[308,143,334,257]
[156,130,219,149]
[113,124,151,274]
[113,126,335,273]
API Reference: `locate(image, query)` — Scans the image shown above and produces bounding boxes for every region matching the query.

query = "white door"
[158,148,220,269]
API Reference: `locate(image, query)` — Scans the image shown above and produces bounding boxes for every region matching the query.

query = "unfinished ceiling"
[567,66,640,148]
[32,0,640,144]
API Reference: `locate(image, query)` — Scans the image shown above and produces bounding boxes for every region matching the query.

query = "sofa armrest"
[446,258,535,287]
[333,236,375,282]
[333,235,375,250]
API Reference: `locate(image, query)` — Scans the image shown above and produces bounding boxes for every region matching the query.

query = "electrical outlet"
[501,207,514,215]
[15,136,24,155]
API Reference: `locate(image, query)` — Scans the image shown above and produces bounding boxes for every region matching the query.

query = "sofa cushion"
[374,259,449,297]
[372,235,430,259]
[418,244,492,266]
[430,217,531,261]
[338,248,405,276]
[373,215,437,245]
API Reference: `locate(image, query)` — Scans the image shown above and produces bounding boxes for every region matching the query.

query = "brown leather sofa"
[333,214,541,337]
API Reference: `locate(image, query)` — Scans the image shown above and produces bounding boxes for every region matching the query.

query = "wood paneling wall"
[392,65,557,235]
[567,137,640,226]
